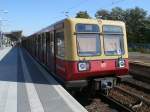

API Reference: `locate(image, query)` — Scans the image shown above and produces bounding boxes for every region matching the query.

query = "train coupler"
[93,77,117,95]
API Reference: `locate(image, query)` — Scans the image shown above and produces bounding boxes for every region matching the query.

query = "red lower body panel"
[55,58,129,81]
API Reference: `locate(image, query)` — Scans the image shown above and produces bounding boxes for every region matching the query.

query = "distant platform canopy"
[4,31,22,41]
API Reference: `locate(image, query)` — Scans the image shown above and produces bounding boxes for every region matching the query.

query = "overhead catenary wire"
[32,0,132,36]
[43,0,128,35]
[92,0,127,14]
[53,0,127,19]
[111,0,126,5]
[62,0,91,17]
[46,0,129,25]
[41,0,129,33]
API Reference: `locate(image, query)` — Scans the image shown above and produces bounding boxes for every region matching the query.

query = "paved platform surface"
[129,52,150,64]
[0,47,87,112]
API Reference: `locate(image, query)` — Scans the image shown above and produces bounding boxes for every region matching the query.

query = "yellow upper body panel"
[62,18,128,61]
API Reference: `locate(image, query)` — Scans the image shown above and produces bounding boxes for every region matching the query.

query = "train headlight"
[118,59,125,68]
[78,62,90,71]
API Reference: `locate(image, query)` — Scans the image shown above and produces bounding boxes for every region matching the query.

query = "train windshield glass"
[103,25,123,33]
[76,24,99,32]
[103,25,124,55]
[77,34,100,56]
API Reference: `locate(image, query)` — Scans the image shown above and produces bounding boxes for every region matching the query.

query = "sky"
[0,0,150,36]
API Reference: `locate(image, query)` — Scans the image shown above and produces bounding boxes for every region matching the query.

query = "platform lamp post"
[0,10,8,49]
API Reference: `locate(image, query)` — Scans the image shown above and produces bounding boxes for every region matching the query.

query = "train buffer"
[0,47,87,112]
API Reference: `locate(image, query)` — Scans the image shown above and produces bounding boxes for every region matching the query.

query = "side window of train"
[56,31,65,57]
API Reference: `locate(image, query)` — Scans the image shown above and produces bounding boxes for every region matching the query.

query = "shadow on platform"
[0,47,59,85]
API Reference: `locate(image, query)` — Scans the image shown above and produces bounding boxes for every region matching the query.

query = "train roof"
[30,18,125,36]
[67,18,125,26]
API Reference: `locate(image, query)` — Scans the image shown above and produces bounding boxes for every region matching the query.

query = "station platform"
[0,47,87,112]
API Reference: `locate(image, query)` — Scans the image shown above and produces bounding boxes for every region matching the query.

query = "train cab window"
[103,25,123,33]
[103,25,125,55]
[76,24,100,56]
[77,34,100,56]
[56,31,65,57]
[76,24,99,32]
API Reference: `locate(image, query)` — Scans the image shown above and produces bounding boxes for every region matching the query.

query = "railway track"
[71,85,136,112]
[71,77,150,112]
[99,94,133,112]
[73,90,132,112]
[109,84,150,112]
[129,61,150,84]
[91,84,149,112]
[121,78,150,94]
[71,90,113,112]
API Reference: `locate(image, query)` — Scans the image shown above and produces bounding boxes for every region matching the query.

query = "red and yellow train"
[22,18,129,90]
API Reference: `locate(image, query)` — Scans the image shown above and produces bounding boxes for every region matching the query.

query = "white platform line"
[0,47,12,61]
[24,49,88,112]
[20,50,44,112]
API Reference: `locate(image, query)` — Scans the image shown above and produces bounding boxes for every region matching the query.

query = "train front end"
[64,18,129,89]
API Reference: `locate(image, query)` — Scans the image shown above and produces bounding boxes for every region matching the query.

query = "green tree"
[95,9,111,19]
[110,7,126,21]
[125,7,147,43]
[75,11,91,19]
[95,7,150,43]
[142,18,150,43]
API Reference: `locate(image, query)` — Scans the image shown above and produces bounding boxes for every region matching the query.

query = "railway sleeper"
[114,86,150,105]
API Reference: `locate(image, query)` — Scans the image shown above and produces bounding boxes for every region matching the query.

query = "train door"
[38,35,41,60]
[43,33,47,64]
[41,33,45,63]
[34,37,36,57]
[45,33,47,65]
[31,38,34,55]
[46,32,50,66]
[51,31,55,73]
[32,37,34,56]
[40,35,42,62]
[36,35,38,59]
[46,31,55,73]
[55,28,66,79]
